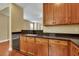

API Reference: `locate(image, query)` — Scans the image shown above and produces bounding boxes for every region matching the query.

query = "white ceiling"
[17,3,43,22]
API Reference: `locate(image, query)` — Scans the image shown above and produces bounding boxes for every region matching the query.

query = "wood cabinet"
[64,4,72,24]
[43,3,54,25]
[49,39,69,56]
[20,35,35,55]
[20,35,79,56]
[70,4,76,24]
[43,3,79,25]
[35,38,48,56]
[74,4,79,23]
[26,37,35,55]
[70,42,79,56]
[20,35,27,53]
[53,4,66,24]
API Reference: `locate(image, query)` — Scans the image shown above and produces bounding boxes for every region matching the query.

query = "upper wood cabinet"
[70,42,79,56]
[43,4,54,25]
[35,38,48,56]
[74,4,79,23]
[43,3,79,25]
[53,4,66,24]
[49,39,69,56]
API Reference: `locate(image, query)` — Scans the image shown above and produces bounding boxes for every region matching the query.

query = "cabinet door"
[75,3,79,23]
[35,38,48,56]
[68,3,79,24]
[53,4,66,25]
[26,37,35,55]
[63,4,71,24]
[20,35,27,53]
[70,4,77,24]
[49,39,68,56]
[69,3,79,24]
[70,42,79,56]
[43,3,54,25]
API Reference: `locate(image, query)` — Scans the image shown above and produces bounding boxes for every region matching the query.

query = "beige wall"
[0,12,9,40]
[22,19,31,30]
[11,4,32,32]
[43,24,79,34]
[11,4,23,32]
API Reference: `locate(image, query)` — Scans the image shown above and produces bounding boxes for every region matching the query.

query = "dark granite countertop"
[22,34,79,46]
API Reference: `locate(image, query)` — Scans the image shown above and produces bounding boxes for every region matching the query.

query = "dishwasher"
[12,34,20,51]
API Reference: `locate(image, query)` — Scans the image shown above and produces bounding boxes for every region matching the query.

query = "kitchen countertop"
[22,34,79,46]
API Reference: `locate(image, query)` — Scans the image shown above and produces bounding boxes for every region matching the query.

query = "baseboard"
[0,39,9,43]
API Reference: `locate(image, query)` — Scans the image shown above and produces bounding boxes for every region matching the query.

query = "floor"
[9,50,25,56]
[0,41,25,56]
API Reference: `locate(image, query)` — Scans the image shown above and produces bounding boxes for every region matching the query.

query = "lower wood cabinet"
[26,37,35,55]
[20,35,35,56]
[20,35,27,53]
[49,39,69,56]
[20,35,79,56]
[35,38,48,56]
[70,42,79,56]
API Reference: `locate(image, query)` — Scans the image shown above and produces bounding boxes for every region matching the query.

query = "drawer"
[49,39,68,45]
[26,37,35,42]
[36,38,48,43]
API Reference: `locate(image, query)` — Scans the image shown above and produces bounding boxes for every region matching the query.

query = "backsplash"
[43,24,79,34]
